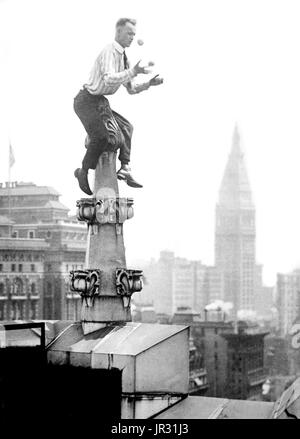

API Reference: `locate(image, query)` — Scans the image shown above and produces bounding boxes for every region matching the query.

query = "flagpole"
[8,146,11,237]
[8,141,14,238]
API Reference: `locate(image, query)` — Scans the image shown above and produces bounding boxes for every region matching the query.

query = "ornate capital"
[116,268,143,297]
[69,269,102,304]
[76,197,134,226]
[96,197,134,224]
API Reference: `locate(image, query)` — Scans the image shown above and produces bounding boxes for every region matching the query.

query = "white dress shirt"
[84,40,150,96]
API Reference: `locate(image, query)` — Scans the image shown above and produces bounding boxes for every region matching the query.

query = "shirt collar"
[113,40,125,54]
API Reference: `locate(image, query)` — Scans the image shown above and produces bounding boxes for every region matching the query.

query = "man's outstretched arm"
[125,74,164,95]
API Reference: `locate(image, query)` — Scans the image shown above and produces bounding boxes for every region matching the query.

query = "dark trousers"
[73,88,133,170]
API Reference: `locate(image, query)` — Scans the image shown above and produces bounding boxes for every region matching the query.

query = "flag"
[9,143,15,168]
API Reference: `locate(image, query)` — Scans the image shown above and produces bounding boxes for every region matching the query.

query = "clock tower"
[215,125,256,317]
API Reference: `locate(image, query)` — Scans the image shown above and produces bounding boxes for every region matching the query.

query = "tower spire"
[218,125,252,208]
[231,123,243,157]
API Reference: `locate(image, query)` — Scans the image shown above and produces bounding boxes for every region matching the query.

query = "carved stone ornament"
[69,269,102,304]
[76,198,134,226]
[116,268,143,298]
[96,197,134,224]
[97,96,125,149]
[76,198,96,225]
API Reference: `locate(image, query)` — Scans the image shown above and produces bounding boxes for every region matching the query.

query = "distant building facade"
[203,266,224,304]
[176,310,268,400]
[223,330,267,400]
[172,259,207,313]
[277,269,300,336]
[172,311,209,396]
[139,251,211,317]
[138,250,175,315]
[264,335,290,376]
[0,181,87,321]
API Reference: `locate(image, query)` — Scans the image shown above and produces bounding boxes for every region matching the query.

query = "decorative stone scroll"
[115,268,143,308]
[69,269,102,306]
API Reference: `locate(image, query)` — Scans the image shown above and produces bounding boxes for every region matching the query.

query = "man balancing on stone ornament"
[74,17,164,195]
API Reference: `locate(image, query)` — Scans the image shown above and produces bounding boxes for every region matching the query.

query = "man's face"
[117,22,136,48]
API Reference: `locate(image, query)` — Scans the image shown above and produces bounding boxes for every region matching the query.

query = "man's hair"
[115,18,136,29]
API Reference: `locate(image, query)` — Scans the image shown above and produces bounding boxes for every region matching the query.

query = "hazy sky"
[1,0,300,285]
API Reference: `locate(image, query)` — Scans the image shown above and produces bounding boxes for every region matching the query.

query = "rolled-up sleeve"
[124,81,150,94]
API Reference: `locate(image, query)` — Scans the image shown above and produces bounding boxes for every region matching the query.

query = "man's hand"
[134,60,152,75]
[149,74,164,87]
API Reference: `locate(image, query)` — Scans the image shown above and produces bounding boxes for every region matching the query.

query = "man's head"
[115,18,136,48]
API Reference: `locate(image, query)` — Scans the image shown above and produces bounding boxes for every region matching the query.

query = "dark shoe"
[74,168,93,195]
[117,167,143,188]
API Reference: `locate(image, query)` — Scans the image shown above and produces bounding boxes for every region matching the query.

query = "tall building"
[203,266,224,304]
[172,259,206,314]
[148,250,175,315]
[215,126,256,315]
[0,181,87,321]
[139,251,208,316]
[277,269,300,336]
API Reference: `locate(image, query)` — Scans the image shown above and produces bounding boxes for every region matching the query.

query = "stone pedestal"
[70,149,142,335]
[81,151,130,333]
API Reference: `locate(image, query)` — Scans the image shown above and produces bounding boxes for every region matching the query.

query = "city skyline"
[1,0,300,285]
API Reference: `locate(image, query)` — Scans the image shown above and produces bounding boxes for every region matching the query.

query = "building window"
[28,230,35,239]
[30,301,38,319]
[11,231,18,238]
[18,264,23,272]
[0,283,4,296]
[14,278,24,295]
[30,264,35,272]
[44,298,53,319]
[46,282,52,296]
[0,302,6,319]
[11,264,16,272]
[31,283,36,295]
[0,264,2,272]
[11,302,19,320]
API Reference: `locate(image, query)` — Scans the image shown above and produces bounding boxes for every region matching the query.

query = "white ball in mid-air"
[137,39,144,46]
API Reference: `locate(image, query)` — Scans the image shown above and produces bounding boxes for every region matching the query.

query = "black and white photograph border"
[0,0,300,428]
